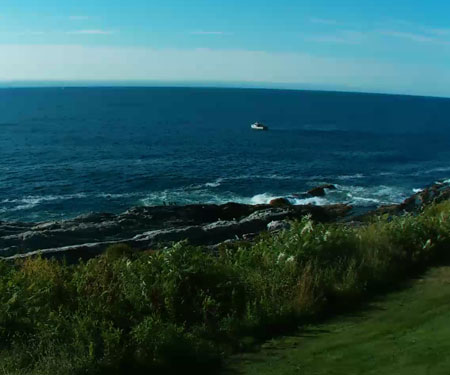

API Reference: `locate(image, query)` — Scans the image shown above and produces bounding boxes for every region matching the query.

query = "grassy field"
[227,265,450,375]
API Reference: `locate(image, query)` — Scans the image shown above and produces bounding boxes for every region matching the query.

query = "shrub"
[104,244,133,261]
[0,201,449,374]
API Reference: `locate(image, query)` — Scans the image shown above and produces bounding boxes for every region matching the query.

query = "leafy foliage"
[1,201,450,374]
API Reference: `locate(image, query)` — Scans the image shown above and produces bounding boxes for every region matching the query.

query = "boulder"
[269,198,291,207]
[307,184,336,197]
[267,220,291,231]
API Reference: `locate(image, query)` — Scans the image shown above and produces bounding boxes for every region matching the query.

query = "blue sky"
[1,0,450,96]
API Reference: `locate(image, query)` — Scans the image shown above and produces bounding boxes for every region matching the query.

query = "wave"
[138,181,409,209]
[0,181,414,221]
[247,193,329,206]
[377,171,397,176]
[1,193,88,205]
[249,193,278,205]
[204,178,224,188]
[188,175,299,190]
[139,188,246,207]
[335,184,407,207]
[411,166,450,177]
[289,196,330,205]
[0,193,89,212]
[96,192,142,199]
[223,174,296,181]
[243,184,406,207]
[337,173,365,180]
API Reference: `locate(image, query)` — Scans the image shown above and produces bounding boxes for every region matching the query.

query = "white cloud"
[69,16,90,21]
[426,28,450,36]
[310,18,339,25]
[306,31,366,44]
[379,30,450,45]
[67,30,114,35]
[0,44,448,96]
[190,31,229,35]
[379,30,435,43]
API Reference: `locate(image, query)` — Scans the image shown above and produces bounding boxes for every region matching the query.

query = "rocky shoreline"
[1,181,449,261]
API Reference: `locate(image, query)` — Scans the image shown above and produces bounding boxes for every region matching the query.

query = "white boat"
[251,122,268,130]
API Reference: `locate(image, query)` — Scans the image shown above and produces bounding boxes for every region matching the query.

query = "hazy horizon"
[1,1,450,97]
[1,80,450,99]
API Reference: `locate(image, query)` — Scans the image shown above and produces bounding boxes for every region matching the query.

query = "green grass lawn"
[227,265,450,375]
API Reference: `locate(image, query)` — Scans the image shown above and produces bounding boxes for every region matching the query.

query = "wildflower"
[286,256,295,263]
[423,239,432,250]
[277,252,286,263]
[301,220,314,235]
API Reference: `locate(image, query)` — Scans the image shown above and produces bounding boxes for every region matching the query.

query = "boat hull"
[251,123,268,130]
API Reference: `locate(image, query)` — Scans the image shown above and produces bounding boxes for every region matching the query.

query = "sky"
[0,0,450,97]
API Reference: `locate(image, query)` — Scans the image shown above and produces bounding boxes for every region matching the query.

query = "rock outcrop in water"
[307,184,337,197]
[269,198,292,207]
[1,181,449,261]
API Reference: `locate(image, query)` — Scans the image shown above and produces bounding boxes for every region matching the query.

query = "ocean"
[1,87,450,222]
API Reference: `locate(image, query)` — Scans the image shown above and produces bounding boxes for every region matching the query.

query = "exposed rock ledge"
[1,203,351,261]
[1,181,449,261]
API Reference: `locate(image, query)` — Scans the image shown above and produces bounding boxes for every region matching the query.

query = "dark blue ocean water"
[1,87,450,222]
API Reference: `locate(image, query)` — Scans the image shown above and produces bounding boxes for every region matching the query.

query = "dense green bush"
[1,201,450,374]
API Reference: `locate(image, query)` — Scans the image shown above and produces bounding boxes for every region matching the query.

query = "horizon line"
[0,80,449,100]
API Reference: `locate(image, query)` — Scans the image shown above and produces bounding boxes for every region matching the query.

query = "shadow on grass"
[222,257,450,374]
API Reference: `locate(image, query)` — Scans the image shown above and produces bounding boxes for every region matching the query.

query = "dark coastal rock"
[0,202,351,261]
[5,180,449,261]
[400,183,450,211]
[307,184,336,197]
[267,220,291,231]
[7,182,450,261]
[269,198,291,207]
[355,180,450,221]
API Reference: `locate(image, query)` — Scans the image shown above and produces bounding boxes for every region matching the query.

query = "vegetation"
[229,265,450,375]
[1,201,450,374]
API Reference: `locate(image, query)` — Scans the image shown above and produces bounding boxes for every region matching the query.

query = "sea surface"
[1,87,450,222]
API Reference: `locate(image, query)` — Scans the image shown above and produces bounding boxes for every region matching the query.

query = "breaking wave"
[0,194,88,212]
[0,182,413,218]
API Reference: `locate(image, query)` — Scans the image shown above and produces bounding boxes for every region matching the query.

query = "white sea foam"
[2,193,88,204]
[139,188,246,207]
[137,181,410,209]
[334,184,407,207]
[223,174,295,181]
[0,193,88,212]
[337,173,365,180]
[1,180,415,220]
[249,193,278,205]
[204,178,223,188]
[419,166,450,175]
[290,196,330,206]
[96,192,142,199]
[349,196,381,205]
